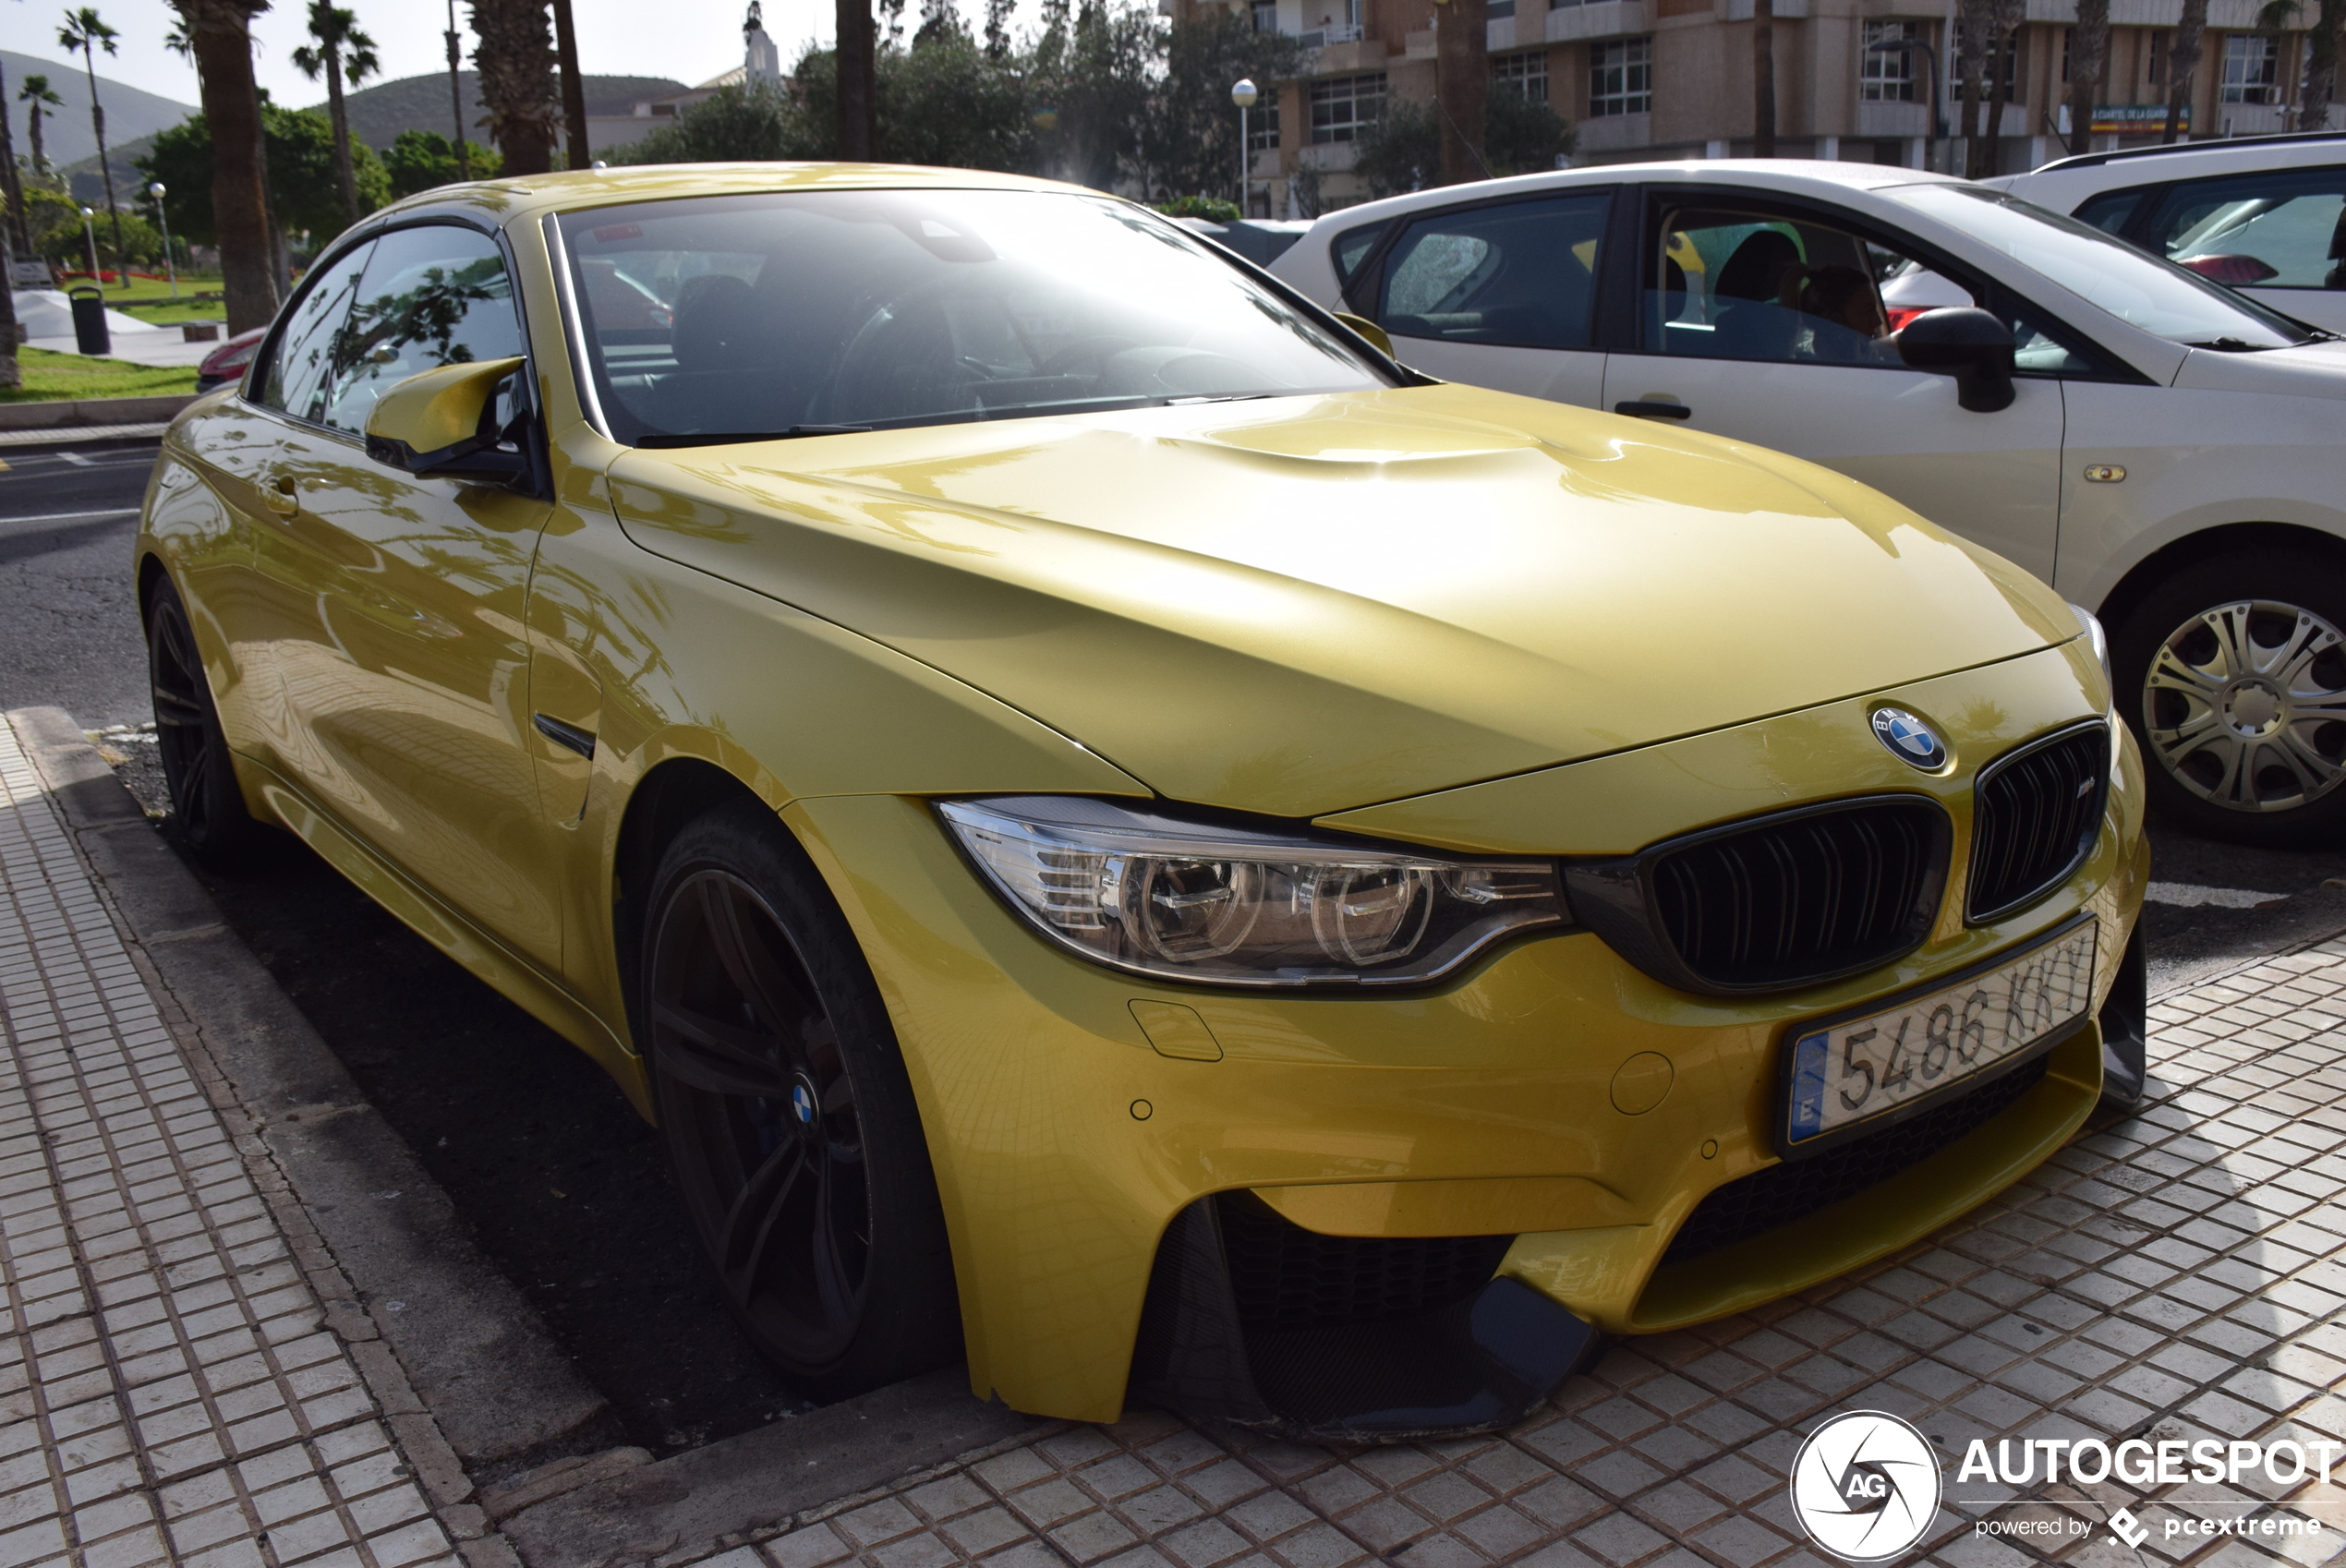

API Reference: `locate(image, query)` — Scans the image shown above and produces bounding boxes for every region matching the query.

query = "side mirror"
[1895,308,2016,414]
[364,355,532,483]
[1333,310,1395,358]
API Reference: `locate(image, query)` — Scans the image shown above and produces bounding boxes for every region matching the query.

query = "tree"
[882,27,1036,169]
[840,0,877,158]
[0,223,18,392]
[1434,0,1489,184]
[1752,0,1776,156]
[1486,84,1571,175]
[292,2,380,224]
[57,7,127,288]
[2066,0,2109,154]
[1024,0,1158,189]
[2163,0,2208,141]
[17,74,64,175]
[382,129,502,199]
[1142,11,1304,203]
[170,0,278,333]
[139,101,388,251]
[2258,0,2337,130]
[1354,99,1436,198]
[473,0,559,175]
[611,80,812,163]
[550,0,590,170]
[0,65,30,256]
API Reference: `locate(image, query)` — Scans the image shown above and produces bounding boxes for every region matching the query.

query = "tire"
[145,576,274,869]
[639,798,960,1398]
[2109,546,2346,849]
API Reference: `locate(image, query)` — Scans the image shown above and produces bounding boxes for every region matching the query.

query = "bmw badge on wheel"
[1790,1411,1943,1562]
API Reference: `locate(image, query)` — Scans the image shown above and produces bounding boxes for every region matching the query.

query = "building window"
[2220,33,2280,103]
[1491,49,1549,102]
[1590,37,1651,116]
[1950,25,2020,101]
[1249,96,1280,151]
[1310,73,1386,142]
[1487,0,1516,17]
[1861,20,1920,103]
[1252,0,1276,30]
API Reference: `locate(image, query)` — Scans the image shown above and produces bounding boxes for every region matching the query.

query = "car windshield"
[555,188,1390,446]
[1885,184,2315,350]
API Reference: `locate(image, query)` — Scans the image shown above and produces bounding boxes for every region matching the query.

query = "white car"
[1269,160,2346,847]
[1994,132,2346,333]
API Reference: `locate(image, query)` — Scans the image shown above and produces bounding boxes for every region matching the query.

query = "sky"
[0,0,865,111]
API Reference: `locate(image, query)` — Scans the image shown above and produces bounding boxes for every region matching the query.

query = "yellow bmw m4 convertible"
[136,165,2147,1441]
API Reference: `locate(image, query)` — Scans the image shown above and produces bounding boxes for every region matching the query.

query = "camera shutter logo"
[1790,1411,1943,1562]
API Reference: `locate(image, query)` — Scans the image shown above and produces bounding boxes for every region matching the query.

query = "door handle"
[1614,400,1692,420]
[263,475,298,517]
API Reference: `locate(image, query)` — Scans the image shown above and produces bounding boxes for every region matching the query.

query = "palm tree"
[57,7,128,288]
[2258,0,2338,131]
[170,0,280,334]
[0,65,31,257]
[2162,0,2208,141]
[2065,0,2109,153]
[293,2,381,224]
[471,0,558,176]
[17,73,65,175]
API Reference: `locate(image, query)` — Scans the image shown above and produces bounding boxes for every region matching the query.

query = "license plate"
[1781,918,2098,1155]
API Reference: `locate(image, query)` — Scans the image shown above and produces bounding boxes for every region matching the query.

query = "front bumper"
[788,639,2147,1425]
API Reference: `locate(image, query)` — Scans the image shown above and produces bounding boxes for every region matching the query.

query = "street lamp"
[1231,78,1258,214]
[79,206,100,283]
[148,183,178,301]
[1865,36,1946,173]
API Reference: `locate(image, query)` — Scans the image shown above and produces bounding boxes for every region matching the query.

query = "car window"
[255,241,374,422]
[1885,185,2311,348]
[321,225,526,438]
[557,189,1389,446]
[2139,167,2346,290]
[2074,187,2149,236]
[1373,195,1609,349]
[1332,220,1388,284]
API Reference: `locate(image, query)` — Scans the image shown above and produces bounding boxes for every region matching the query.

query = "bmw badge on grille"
[1870,707,1948,770]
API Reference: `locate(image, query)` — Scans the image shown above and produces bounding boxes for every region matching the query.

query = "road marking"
[0,507,141,525]
[0,458,10,471]
[2146,882,2288,909]
[57,452,92,467]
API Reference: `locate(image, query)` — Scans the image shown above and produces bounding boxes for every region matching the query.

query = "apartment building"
[1186,0,2334,212]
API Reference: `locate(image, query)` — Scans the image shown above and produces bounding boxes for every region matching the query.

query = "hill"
[1,49,196,168]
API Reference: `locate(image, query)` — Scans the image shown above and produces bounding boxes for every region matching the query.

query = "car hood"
[2173,335,2346,401]
[606,383,2075,818]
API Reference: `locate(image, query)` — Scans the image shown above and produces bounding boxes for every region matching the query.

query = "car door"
[1600,190,2070,583]
[244,222,564,968]
[1348,190,1614,406]
[2094,166,2346,334]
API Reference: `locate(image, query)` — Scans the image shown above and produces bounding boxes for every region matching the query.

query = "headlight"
[2068,601,2112,694]
[937,796,1568,988]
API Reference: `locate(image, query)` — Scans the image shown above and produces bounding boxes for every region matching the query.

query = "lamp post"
[447,0,471,181]
[1866,36,1947,173]
[147,183,177,301]
[1231,78,1258,215]
[79,206,99,282]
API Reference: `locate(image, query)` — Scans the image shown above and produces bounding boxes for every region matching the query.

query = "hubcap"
[2143,598,2346,814]
[647,870,868,1367]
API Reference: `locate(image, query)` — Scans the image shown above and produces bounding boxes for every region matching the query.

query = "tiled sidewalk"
[0,720,473,1568]
[682,952,2346,1568]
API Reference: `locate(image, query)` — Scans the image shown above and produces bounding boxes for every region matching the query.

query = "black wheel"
[640,799,959,1396]
[2110,546,2346,848]
[146,577,272,868]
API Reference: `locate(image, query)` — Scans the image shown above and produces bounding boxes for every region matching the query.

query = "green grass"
[0,347,200,404]
[53,273,229,328]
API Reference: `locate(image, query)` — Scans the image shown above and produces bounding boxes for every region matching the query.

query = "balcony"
[1545,0,1648,42]
[1298,21,1363,45]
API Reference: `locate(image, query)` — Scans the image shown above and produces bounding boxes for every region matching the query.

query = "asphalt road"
[8,434,2346,1452]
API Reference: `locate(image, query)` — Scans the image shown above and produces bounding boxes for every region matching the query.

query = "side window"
[1373,193,1610,349]
[322,225,526,437]
[255,241,374,422]
[2074,187,2150,236]
[1647,207,1923,367]
[1332,220,1388,286]
[1648,204,2107,377]
[2141,169,2346,290]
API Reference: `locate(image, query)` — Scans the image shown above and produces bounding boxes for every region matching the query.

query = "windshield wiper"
[2185,337,2268,353]
[635,425,875,448]
[1161,393,1274,406]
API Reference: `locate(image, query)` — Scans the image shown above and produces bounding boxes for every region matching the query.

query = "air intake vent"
[1661,1052,2050,1265]
[1967,722,2110,923]
[1214,1193,1511,1331]
[1566,798,1953,995]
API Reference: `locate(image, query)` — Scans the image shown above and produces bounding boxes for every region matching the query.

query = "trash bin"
[68,284,111,356]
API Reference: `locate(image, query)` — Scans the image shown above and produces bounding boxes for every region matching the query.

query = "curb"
[0,421,171,449]
[3,706,616,1481]
[0,392,199,429]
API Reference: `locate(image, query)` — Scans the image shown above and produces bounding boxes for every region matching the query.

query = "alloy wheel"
[647,868,871,1369]
[149,597,228,838]
[2142,597,2346,814]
